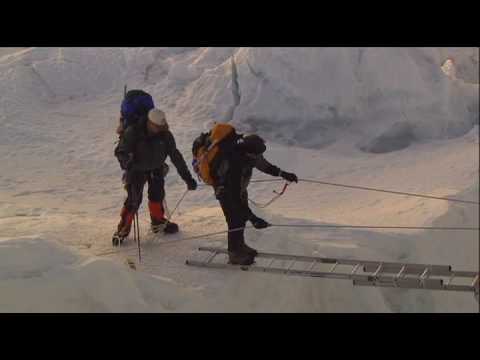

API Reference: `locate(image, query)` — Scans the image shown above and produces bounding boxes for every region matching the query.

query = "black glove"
[250,214,270,229]
[280,170,298,183]
[122,170,136,190]
[186,177,197,191]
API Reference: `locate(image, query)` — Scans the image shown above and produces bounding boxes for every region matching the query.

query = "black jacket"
[215,144,281,190]
[213,143,281,219]
[115,121,193,183]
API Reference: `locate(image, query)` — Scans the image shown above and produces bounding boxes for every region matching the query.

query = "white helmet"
[148,108,167,126]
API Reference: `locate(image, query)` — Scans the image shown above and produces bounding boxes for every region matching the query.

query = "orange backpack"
[192,123,239,185]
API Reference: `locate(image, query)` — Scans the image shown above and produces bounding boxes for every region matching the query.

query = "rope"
[168,189,189,221]
[98,173,477,258]
[269,224,479,231]
[248,178,479,205]
[94,220,478,258]
[146,222,480,249]
[157,225,254,246]
[154,189,189,233]
[135,211,141,263]
[93,226,251,257]
[249,182,290,208]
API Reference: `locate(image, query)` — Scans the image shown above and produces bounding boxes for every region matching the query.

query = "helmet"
[148,109,167,126]
[241,134,266,155]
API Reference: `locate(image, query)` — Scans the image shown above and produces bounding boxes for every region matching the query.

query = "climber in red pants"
[113,108,197,246]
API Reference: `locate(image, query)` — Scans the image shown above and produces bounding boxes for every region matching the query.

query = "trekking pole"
[130,182,141,263]
[136,211,141,263]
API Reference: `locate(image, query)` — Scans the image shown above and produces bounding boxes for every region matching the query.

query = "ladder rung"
[372,263,383,277]
[329,262,339,273]
[265,258,275,270]
[205,251,218,264]
[446,274,456,286]
[393,265,406,287]
[420,268,430,284]
[396,265,406,279]
[286,260,296,273]
[350,264,360,276]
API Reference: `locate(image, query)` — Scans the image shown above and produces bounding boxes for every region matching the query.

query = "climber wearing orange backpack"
[192,124,297,265]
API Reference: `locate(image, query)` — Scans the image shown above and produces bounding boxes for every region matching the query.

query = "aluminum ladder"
[186,247,479,301]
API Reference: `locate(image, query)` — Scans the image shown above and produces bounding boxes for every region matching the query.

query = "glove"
[250,214,270,229]
[280,170,298,183]
[186,177,197,191]
[122,170,134,191]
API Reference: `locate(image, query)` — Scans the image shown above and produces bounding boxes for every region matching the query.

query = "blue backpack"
[120,89,155,129]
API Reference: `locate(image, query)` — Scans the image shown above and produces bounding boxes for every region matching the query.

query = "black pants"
[217,188,252,252]
[124,170,165,213]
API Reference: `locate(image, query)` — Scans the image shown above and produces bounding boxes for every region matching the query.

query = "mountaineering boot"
[163,221,179,234]
[151,221,179,234]
[228,239,255,265]
[240,242,258,257]
[151,223,164,234]
[228,251,255,265]
[149,200,178,234]
[249,214,270,229]
[112,231,127,247]
[114,206,135,246]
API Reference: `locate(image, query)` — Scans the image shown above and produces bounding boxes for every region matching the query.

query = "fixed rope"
[248,178,479,205]
[94,220,479,257]
[155,189,189,233]
[98,175,477,257]
[269,224,479,231]
[146,222,479,249]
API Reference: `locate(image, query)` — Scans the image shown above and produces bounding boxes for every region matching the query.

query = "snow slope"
[0,47,478,312]
[0,235,211,312]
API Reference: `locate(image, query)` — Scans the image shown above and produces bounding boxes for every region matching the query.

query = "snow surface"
[0,47,478,312]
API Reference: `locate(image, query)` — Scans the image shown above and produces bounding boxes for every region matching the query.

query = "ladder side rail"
[363,264,451,276]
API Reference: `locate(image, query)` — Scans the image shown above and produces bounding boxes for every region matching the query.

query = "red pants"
[117,170,167,236]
